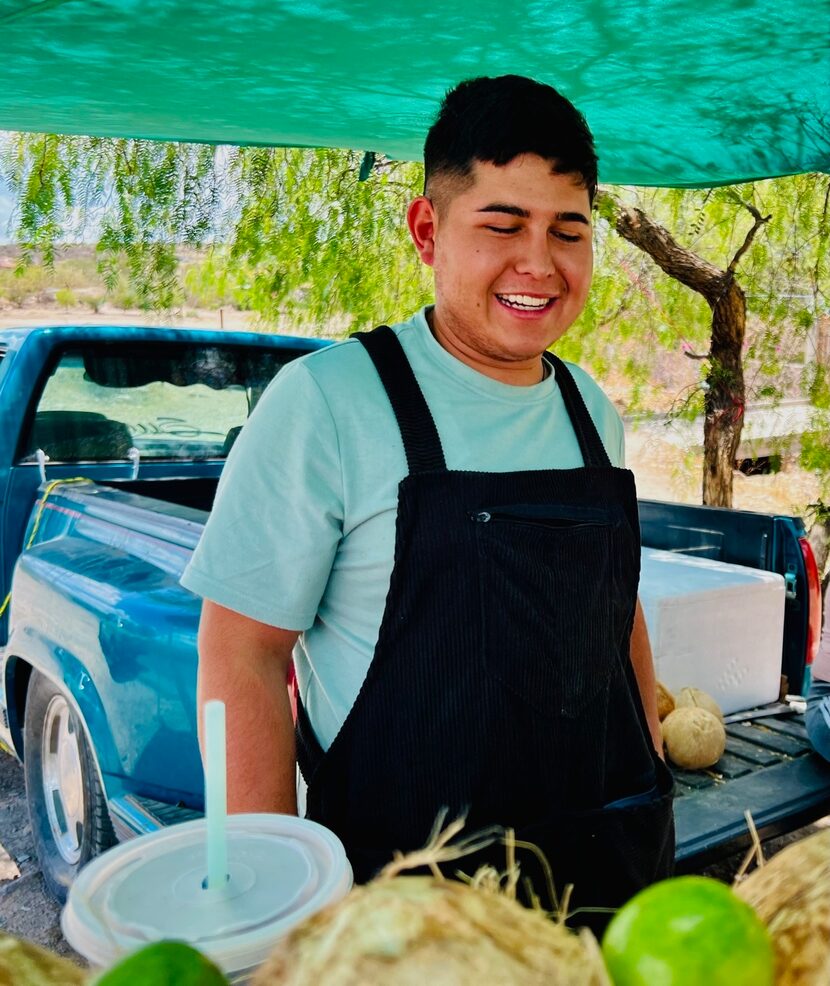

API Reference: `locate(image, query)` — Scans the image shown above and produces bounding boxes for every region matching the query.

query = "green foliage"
[801,412,830,480]
[1,138,432,331]
[0,264,49,306]
[0,254,109,308]
[1,135,828,493]
[84,293,106,313]
[182,252,239,310]
[668,383,706,424]
[54,287,76,307]
[226,147,430,332]
[805,362,830,409]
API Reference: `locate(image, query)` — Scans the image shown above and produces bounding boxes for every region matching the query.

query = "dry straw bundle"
[253,816,610,986]
[0,931,87,984]
[735,827,830,986]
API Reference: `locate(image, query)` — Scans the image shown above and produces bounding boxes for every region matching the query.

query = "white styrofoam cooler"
[639,547,785,716]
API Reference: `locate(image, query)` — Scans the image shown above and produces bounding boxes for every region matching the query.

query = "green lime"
[94,940,229,986]
[601,875,774,986]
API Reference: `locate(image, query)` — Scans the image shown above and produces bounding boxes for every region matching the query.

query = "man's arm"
[197,599,300,814]
[630,597,664,760]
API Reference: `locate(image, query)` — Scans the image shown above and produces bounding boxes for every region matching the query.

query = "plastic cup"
[61,813,352,983]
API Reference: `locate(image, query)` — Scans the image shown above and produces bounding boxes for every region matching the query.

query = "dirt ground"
[0,752,85,964]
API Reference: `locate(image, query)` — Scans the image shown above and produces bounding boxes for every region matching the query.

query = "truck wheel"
[23,671,115,903]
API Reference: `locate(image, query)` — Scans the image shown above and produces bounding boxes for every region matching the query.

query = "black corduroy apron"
[296,325,674,923]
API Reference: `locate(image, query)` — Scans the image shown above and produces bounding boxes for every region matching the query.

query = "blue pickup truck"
[1,323,828,903]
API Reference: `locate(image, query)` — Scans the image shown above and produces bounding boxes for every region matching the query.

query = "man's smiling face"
[408,153,594,384]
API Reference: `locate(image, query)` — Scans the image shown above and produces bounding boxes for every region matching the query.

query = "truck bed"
[673,711,830,869]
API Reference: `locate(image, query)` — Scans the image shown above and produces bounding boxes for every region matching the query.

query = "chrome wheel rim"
[41,694,85,865]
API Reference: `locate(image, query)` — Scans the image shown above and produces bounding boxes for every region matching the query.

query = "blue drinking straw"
[204,699,228,890]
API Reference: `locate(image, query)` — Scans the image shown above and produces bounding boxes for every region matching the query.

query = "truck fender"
[3,651,118,806]
[7,538,203,806]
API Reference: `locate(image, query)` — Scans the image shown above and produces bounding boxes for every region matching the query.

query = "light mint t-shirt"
[181,308,625,750]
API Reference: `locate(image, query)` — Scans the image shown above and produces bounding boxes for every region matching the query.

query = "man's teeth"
[497,294,552,310]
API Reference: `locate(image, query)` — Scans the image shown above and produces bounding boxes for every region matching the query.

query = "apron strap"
[354,325,447,474]
[295,691,324,784]
[546,354,613,469]
[355,325,610,472]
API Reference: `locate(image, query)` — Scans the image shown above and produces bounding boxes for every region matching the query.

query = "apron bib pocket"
[473,503,618,720]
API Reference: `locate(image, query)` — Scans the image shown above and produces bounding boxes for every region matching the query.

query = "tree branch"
[596,189,725,303]
[724,192,772,275]
[813,178,830,299]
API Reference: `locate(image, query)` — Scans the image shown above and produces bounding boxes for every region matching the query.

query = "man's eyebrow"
[555,211,591,226]
[477,204,590,225]
[477,203,530,218]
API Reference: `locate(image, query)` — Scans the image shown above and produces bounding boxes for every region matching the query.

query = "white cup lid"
[62,814,352,974]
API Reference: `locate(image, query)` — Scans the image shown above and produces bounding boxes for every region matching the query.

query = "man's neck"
[425,307,548,386]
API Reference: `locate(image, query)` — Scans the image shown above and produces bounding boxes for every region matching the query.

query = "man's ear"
[407,196,438,267]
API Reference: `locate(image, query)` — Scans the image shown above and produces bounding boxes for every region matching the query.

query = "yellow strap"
[0,478,91,620]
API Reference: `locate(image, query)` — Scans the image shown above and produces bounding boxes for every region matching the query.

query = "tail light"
[799,536,822,666]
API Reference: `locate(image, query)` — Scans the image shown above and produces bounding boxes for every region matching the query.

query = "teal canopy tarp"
[1,0,827,187]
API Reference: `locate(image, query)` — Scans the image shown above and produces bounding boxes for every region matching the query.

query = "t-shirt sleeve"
[180,359,343,630]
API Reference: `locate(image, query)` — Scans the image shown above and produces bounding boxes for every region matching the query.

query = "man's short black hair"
[424,75,598,205]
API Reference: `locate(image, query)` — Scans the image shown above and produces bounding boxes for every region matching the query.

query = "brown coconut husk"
[662,706,726,769]
[0,931,88,984]
[655,681,676,721]
[734,827,830,986]
[675,686,724,722]
[252,816,610,986]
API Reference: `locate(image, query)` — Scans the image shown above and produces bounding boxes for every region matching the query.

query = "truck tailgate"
[674,713,830,869]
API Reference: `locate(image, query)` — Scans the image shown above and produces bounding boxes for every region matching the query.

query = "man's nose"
[514,231,556,280]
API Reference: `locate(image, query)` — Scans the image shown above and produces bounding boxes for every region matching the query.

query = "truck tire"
[23,671,116,903]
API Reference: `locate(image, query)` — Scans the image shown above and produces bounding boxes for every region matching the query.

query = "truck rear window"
[19,341,301,463]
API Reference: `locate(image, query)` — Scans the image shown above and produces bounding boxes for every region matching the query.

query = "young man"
[183,75,673,920]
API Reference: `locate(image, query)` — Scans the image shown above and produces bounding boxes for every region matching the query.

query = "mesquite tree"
[2,135,827,507]
[596,191,771,506]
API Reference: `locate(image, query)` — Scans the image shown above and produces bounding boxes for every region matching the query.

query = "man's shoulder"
[293,311,427,384]
[558,360,620,417]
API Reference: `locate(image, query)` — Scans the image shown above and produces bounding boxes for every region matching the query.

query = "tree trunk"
[702,279,747,506]
[598,191,768,508]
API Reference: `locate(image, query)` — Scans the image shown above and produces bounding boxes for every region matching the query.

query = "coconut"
[0,930,87,984]
[734,828,830,986]
[675,686,724,722]
[252,874,609,986]
[662,707,726,769]
[656,681,676,721]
